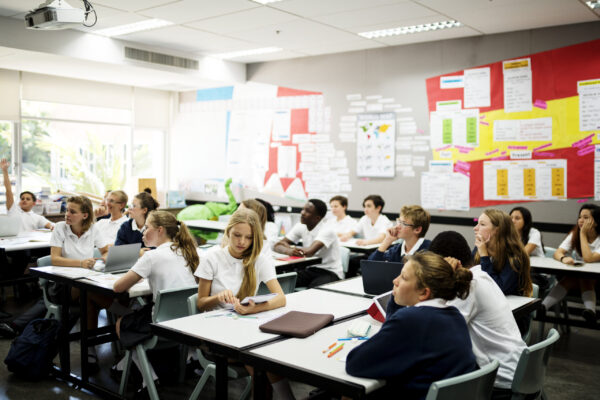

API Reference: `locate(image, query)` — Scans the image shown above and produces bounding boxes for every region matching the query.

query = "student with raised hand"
[275,199,343,288]
[368,205,431,263]
[473,209,533,296]
[346,252,477,399]
[95,190,128,244]
[510,206,544,257]
[114,211,199,346]
[325,195,357,237]
[2,158,53,231]
[429,231,526,398]
[542,203,600,325]
[339,194,391,245]
[115,190,159,246]
[196,208,285,313]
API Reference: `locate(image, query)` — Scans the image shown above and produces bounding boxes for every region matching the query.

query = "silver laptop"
[103,243,142,273]
[0,214,21,237]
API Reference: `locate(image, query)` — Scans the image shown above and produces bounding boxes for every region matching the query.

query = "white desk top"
[506,295,537,311]
[530,256,600,275]
[0,230,52,252]
[339,239,380,251]
[185,219,228,231]
[157,288,372,350]
[273,255,321,268]
[319,277,366,296]
[249,315,386,393]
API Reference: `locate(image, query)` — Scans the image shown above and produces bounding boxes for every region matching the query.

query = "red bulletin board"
[425,39,600,207]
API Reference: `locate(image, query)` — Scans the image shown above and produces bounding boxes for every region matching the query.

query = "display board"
[425,39,600,208]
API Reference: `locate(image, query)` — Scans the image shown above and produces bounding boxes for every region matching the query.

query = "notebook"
[360,259,403,295]
[101,243,142,273]
[367,290,393,323]
[0,214,21,237]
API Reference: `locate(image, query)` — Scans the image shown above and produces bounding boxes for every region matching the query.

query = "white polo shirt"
[95,214,128,244]
[526,227,544,257]
[8,203,52,232]
[131,242,198,302]
[50,221,111,259]
[354,214,392,240]
[195,246,276,309]
[324,215,358,235]
[285,219,343,279]
[559,232,600,261]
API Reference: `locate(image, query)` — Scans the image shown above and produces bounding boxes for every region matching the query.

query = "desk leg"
[214,355,229,399]
[253,368,268,400]
[59,283,71,374]
[80,288,89,382]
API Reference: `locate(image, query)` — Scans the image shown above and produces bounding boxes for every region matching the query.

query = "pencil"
[327,343,344,358]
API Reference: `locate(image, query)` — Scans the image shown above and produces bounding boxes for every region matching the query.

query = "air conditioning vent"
[124,47,198,70]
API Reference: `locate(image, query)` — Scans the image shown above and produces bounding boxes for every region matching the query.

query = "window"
[0,121,13,211]
[133,128,165,191]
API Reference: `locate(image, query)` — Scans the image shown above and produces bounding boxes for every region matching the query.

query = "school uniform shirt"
[368,238,431,263]
[354,214,392,240]
[285,220,343,279]
[49,221,111,259]
[264,221,280,250]
[324,215,357,235]
[559,232,600,262]
[346,298,477,400]
[527,227,545,258]
[7,203,52,232]
[95,214,128,244]
[131,241,198,302]
[448,265,526,389]
[115,218,144,246]
[195,246,276,309]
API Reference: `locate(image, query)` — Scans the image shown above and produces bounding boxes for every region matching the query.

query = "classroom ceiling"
[0,0,598,64]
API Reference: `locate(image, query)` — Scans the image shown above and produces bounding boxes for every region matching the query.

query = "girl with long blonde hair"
[473,209,532,296]
[196,208,285,314]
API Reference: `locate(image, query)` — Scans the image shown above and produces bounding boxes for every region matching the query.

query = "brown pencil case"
[259,311,334,338]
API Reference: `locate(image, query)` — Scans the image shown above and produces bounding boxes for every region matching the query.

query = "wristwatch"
[560,255,567,262]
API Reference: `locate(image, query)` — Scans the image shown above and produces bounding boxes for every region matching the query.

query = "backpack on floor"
[4,318,61,380]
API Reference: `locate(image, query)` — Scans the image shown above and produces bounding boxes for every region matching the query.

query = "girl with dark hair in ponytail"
[113,211,199,347]
[346,251,477,399]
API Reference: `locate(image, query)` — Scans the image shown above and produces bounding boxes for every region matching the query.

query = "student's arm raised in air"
[274,237,305,257]
[234,278,286,315]
[113,270,142,293]
[1,159,14,212]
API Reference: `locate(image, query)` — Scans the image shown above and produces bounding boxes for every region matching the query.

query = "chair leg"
[178,344,187,383]
[119,350,133,396]
[188,365,215,400]
[136,344,160,400]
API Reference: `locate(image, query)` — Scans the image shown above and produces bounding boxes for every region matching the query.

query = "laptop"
[100,243,142,273]
[0,214,21,237]
[360,259,404,295]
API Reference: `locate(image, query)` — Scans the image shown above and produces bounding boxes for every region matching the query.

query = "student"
[196,208,285,313]
[113,211,199,347]
[115,190,159,246]
[429,231,526,397]
[2,158,53,231]
[368,205,431,263]
[542,204,600,325]
[95,190,128,244]
[232,199,272,257]
[510,206,544,257]
[256,198,279,249]
[340,194,391,245]
[324,195,357,237]
[274,199,343,288]
[94,190,111,220]
[473,209,532,296]
[346,252,477,399]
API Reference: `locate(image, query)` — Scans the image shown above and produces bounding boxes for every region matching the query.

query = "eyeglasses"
[396,218,415,228]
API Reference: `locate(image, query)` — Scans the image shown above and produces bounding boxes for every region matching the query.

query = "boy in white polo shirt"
[2,158,53,232]
[340,194,391,245]
[275,199,343,288]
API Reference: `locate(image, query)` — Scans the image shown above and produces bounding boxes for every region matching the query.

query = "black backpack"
[4,318,61,381]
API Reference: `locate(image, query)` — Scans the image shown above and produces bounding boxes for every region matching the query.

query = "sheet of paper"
[277,146,297,178]
[430,109,479,149]
[440,75,464,89]
[356,113,396,177]
[503,58,532,113]
[493,117,552,142]
[578,79,600,131]
[421,172,469,211]
[464,67,491,108]
[272,109,291,141]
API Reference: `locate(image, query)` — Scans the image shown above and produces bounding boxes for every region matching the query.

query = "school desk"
[339,239,381,253]
[184,219,228,232]
[0,230,52,252]
[530,256,600,279]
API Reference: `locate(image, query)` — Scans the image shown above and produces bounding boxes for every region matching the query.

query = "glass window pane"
[0,121,13,212]
[133,128,164,191]
[21,100,131,124]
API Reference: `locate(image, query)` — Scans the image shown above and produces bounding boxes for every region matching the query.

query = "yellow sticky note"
[551,168,564,197]
[497,169,508,196]
[523,168,536,197]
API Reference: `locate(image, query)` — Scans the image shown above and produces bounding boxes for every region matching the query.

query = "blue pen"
[204,312,231,318]
[338,337,369,341]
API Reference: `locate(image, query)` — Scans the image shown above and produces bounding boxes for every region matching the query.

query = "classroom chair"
[186,293,252,400]
[424,359,499,400]
[522,283,539,344]
[118,286,198,400]
[36,255,61,320]
[340,246,350,278]
[510,328,560,400]
[256,272,298,295]
[543,247,557,258]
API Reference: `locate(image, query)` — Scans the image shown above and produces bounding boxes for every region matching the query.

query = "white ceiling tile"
[313,2,440,30]
[0,0,44,17]
[138,0,260,24]
[72,12,148,33]
[297,39,386,56]
[185,6,299,35]
[92,0,179,13]
[227,49,308,63]
[268,0,408,18]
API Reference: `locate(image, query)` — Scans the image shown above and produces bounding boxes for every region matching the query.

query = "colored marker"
[322,342,338,353]
[328,343,344,358]
[337,337,369,341]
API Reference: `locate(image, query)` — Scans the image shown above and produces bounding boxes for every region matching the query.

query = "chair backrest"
[188,293,199,316]
[257,272,298,295]
[37,255,52,267]
[153,286,198,324]
[521,283,540,343]
[543,246,557,258]
[425,359,499,400]
[339,246,350,275]
[511,328,560,395]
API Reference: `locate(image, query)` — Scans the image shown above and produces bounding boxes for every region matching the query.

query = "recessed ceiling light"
[358,20,462,39]
[93,18,173,37]
[586,1,600,10]
[212,47,282,60]
[251,0,284,4]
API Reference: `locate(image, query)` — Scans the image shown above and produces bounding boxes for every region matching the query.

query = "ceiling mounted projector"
[25,0,87,30]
